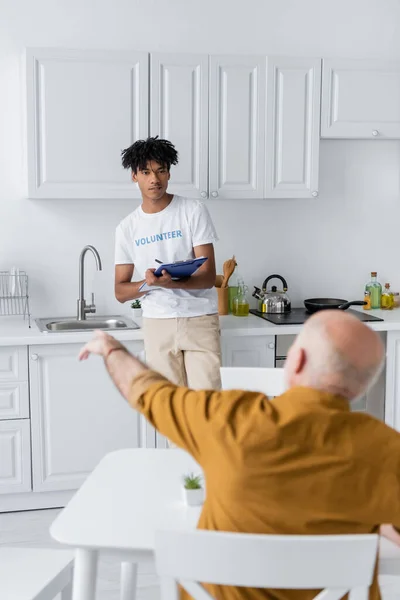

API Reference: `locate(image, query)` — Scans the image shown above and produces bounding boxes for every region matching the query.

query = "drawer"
[0,382,29,419]
[276,335,296,358]
[0,420,32,494]
[0,347,28,382]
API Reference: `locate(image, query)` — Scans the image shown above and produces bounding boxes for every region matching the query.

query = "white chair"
[0,547,74,600]
[220,367,286,397]
[155,530,379,600]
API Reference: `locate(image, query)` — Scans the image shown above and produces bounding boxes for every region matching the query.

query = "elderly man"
[79,310,400,600]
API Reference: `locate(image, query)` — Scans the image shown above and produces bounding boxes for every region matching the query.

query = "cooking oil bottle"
[381,283,394,310]
[363,290,371,310]
[233,281,250,317]
[365,272,382,309]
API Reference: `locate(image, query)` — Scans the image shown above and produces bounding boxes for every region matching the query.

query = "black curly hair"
[121,136,179,173]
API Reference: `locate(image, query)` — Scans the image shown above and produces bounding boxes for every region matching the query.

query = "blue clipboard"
[154,256,207,278]
[139,257,208,292]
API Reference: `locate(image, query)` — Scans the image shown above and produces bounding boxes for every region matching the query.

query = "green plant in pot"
[131,299,142,318]
[182,473,204,506]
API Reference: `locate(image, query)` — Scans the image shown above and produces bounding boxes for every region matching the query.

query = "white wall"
[1,0,400,318]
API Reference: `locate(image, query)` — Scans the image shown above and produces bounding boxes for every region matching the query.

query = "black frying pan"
[304,298,366,314]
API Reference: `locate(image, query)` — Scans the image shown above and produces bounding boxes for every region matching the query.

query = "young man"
[115,136,221,390]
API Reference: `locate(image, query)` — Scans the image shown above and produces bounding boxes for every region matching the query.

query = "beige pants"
[142,314,222,390]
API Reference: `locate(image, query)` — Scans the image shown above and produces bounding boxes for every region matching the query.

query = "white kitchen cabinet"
[150,53,209,199]
[209,55,266,199]
[26,48,148,199]
[221,335,275,368]
[321,59,400,139]
[0,346,29,419]
[0,420,31,494]
[0,346,28,381]
[385,331,400,430]
[265,57,321,198]
[29,341,144,492]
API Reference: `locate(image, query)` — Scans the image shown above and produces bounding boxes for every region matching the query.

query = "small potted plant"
[131,299,142,318]
[182,473,204,506]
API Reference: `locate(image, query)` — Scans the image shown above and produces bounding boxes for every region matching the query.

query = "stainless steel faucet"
[77,245,103,321]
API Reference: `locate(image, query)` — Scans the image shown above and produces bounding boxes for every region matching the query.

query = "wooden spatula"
[221,256,237,287]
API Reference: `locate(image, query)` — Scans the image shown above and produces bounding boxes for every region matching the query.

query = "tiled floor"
[1,508,400,599]
[0,508,160,600]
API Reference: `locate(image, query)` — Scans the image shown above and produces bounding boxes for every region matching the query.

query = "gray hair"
[295,321,384,400]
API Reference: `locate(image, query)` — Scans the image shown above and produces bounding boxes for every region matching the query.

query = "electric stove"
[250,308,384,325]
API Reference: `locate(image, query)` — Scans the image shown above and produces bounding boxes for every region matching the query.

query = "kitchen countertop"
[0,308,399,346]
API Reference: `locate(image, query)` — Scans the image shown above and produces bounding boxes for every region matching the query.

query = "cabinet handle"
[211,191,219,198]
[200,191,207,198]
[312,191,318,197]
[31,353,38,361]
[372,130,379,137]
[268,342,275,350]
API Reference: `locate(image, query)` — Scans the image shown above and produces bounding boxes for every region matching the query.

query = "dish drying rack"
[0,271,31,327]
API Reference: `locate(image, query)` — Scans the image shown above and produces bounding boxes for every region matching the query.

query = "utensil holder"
[217,287,229,315]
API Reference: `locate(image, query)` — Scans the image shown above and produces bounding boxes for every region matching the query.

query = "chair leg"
[72,549,98,600]
[120,561,138,600]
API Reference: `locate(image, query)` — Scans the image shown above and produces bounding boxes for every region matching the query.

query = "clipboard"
[139,257,208,292]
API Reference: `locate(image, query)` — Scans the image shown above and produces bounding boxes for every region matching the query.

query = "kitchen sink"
[35,315,140,333]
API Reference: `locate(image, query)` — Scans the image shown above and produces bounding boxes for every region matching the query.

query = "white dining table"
[51,449,201,600]
[50,448,400,600]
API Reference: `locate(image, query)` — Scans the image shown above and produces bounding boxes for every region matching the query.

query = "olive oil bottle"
[365,272,382,309]
[233,281,250,317]
[381,283,394,310]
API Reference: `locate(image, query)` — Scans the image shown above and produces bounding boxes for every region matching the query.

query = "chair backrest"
[155,530,378,600]
[220,367,286,397]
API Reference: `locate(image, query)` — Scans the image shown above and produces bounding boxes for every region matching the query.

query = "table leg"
[120,561,138,600]
[72,549,98,600]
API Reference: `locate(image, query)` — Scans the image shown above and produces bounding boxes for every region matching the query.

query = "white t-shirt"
[115,196,218,319]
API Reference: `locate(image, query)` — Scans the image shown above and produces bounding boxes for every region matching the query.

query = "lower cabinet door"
[29,342,143,492]
[221,336,276,368]
[0,420,32,494]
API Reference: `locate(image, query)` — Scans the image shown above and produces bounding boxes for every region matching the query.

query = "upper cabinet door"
[265,57,321,199]
[150,53,208,199]
[26,48,149,199]
[209,55,266,200]
[321,59,400,139]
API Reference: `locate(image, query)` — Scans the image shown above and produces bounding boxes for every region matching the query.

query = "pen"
[155,259,163,264]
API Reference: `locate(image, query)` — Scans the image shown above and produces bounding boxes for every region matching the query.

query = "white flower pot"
[131,307,142,319]
[183,487,204,506]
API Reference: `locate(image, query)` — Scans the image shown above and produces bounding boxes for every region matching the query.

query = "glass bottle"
[365,272,382,309]
[233,282,249,317]
[381,283,394,310]
[363,290,371,310]
[228,267,241,314]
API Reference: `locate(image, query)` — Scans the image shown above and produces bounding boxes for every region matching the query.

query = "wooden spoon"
[221,256,237,287]
[215,274,224,288]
